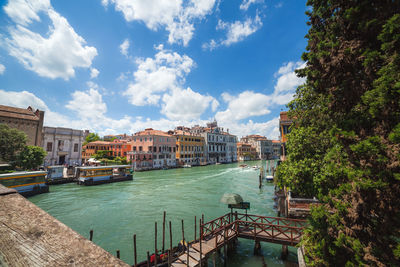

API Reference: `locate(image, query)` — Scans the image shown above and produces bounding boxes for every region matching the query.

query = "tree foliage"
[84,133,100,145]
[0,123,27,163]
[16,146,46,170]
[276,1,400,266]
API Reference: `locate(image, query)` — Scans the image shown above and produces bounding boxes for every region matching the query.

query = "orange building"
[82,140,132,163]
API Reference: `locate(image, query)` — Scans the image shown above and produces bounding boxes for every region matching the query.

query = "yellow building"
[172,129,206,166]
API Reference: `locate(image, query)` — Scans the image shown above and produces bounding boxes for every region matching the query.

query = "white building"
[42,127,88,166]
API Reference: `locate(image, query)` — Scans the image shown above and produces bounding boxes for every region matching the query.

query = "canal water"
[30,161,298,266]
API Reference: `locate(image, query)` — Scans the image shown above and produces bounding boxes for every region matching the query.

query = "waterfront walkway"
[171,213,307,267]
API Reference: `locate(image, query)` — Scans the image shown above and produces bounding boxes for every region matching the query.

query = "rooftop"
[0,105,41,121]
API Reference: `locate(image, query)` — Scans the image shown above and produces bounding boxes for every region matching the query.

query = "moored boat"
[0,171,49,197]
[75,165,133,186]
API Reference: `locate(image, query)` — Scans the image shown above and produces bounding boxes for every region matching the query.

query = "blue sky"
[0,0,308,139]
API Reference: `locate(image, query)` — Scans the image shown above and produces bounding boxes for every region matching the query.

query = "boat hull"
[78,174,133,186]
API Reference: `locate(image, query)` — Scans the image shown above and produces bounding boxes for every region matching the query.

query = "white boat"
[252,166,260,170]
[183,164,192,168]
[265,175,274,182]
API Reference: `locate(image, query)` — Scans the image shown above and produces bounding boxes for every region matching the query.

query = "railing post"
[199,218,202,267]
[223,224,227,267]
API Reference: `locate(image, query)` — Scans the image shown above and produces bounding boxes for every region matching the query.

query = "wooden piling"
[199,218,202,267]
[169,221,172,252]
[254,240,261,255]
[168,249,171,267]
[89,229,93,241]
[147,251,150,267]
[223,225,227,267]
[163,211,166,253]
[281,245,288,260]
[155,222,158,267]
[116,250,120,259]
[194,216,197,241]
[181,219,189,267]
[133,234,137,267]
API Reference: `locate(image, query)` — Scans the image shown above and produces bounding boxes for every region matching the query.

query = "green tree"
[276,1,400,266]
[93,150,113,160]
[84,133,100,145]
[16,146,46,170]
[0,124,27,164]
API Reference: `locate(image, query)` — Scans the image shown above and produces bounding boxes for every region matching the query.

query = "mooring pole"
[169,221,173,252]
[146,251,150,267]
[155,222,158,267]
[163,211,166,253]
[194,216,197,241]
[199,218,202,266]
[133,234,137,267]
[89,229,93,241]
[116,250,120,259]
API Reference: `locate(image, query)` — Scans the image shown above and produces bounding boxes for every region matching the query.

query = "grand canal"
[30,161,298,266]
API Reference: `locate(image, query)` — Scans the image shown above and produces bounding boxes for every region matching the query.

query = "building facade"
[172,128,206,166]
[225,133,238,163]
[241,135,273,159]
[272,140,281,159]
[237,143,257,161]
[42,127,87,166]
[0,105,44,146]
[82,141,112,163]
[279,111,293,161]
[129,128,177,170]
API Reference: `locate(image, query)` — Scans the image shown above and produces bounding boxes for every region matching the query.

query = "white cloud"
[103,0,216,46]
[203,14,262,50]
[214,61,305,139]
[161,87,218,120]
[4,0,97,80]
[119,39,130,56]
[239,0,263,11]
[90,68,99,78]
[0,64,5,75]
[123,46,194,106]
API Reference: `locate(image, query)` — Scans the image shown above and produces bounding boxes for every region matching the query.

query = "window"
[153,147,157,152]
[47,142,53,152]
[73,143,79,152]
[133,146,137,151]
[139,146,143,151]
[145,137,147,141]
[159,147,162,152]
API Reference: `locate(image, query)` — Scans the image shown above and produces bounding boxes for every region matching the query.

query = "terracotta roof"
[0,105,40,121]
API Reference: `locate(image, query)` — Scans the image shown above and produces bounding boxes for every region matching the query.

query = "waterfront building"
[237,143,257,161]
[129,128,176,170]
[225,132,238,163]
[0,105,44,146]
[190,121,237,164]
[109,139,132,159]
[241,135,273,159]
[272,140,281,159]
[82,141,112,163]
[42,127,88,166]
[279,111,293,161]
[171,127,206,166]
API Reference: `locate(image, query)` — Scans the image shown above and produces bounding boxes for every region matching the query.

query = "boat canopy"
[76,165,131,170]
[0,171,47,178]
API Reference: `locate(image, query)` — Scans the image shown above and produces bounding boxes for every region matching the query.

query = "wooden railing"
[200,212,307,246]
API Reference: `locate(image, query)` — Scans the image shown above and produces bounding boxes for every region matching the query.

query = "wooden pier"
[170,212,306,266]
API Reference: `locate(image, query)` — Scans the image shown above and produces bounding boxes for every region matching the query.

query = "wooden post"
[163,211,166,253]
[181,220,189,267]
[281,245,288,260]
[169,221,173,252]
[147,251,150,267]
[133,234,137,267]
[181,219,185,245]
[223,225,227,267]
[199,218,202,267]
[168,249,171,267]
[116,250,120,259]
[89,229,93,241]
[259,173,262,189]
[155,222,158,267]
[194,216,197,241]
[202,214,204,224]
